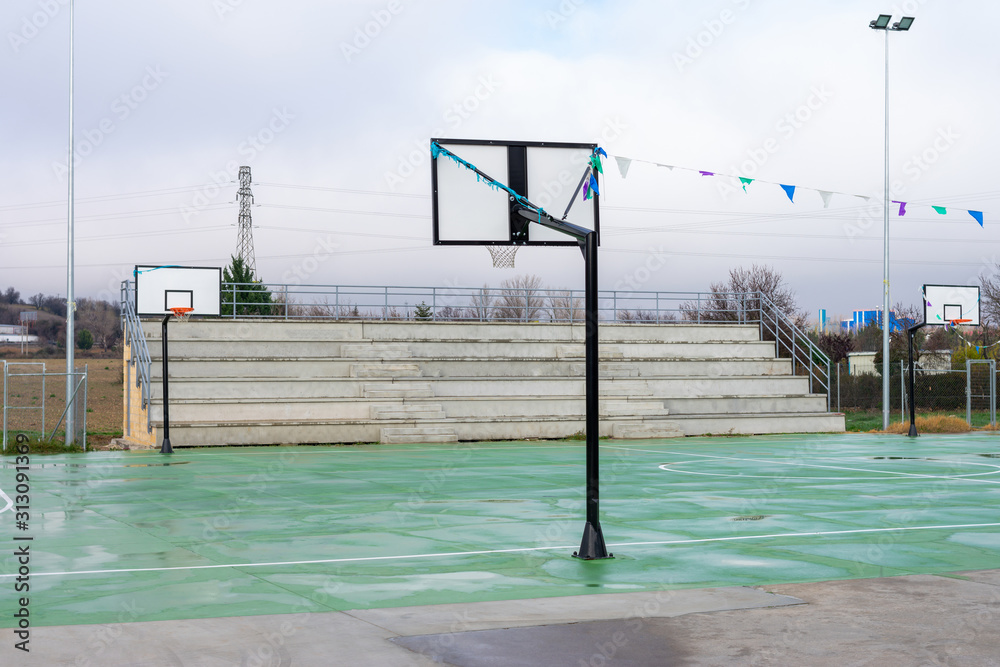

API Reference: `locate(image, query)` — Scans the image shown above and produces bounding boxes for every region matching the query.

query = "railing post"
[384,287,389,321]
[432,287,437,321]
[335,286,340,321]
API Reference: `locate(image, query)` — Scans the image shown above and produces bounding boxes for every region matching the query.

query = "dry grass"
[883,415,972,434]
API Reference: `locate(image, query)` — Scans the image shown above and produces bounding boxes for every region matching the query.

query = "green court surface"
[3,433,1000,628]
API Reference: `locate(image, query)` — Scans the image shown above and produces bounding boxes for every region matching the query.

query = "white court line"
[603,444,1000,485]
[3,521,999,580]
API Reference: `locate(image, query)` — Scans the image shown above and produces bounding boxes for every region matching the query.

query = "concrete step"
[662,394,829,415]
[371,404,447,420]
[350,363,423,378]
[363,383,434,399]
[611,422,684,439]
[340,343,412,359]
[147,410,843,447]
[148,357,794,380]
[601,400,667,416]
[380,427,458,444]
[557,344,624,359]
[152,375,814,402]
[148,395,671,422]
[148,339,777,362]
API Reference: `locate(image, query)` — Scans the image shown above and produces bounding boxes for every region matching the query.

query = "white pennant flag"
[614,156,632,179]
[818,190,833,208]
[656,163,674,170]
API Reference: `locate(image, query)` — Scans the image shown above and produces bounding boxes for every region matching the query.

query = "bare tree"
[468,284,495,321]
[980,267,1000,327]
[548,290,583,322]
[681,264,804,326]
[493,274,545,322]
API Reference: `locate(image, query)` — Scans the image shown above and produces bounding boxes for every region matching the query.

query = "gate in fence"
[2,361,88,450]
[967,359,997,427]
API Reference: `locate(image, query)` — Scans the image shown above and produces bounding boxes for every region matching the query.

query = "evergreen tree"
[221,255,272,316]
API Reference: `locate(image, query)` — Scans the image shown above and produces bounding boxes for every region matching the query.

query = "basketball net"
[487,246,519,269]
[169,307,194,320]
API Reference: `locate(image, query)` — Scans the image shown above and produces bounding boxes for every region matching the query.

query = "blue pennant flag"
[780,184,795,203]
[969,210,984,227]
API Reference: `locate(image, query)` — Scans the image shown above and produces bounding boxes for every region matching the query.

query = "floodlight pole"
[869,14,915,430]
[65,0,76,445]
[881,25,891,431]
[160,315,173,454]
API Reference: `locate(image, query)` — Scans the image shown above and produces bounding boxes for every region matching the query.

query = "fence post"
[432,288,437,321]
[837,361,841,413]
[990,359,997,428]
[966,359,972,426]
[900,359,905,423]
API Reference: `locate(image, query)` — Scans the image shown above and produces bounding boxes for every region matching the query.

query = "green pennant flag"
[739,177,753,192]
[932,206,947,215]
[590,154,604,174]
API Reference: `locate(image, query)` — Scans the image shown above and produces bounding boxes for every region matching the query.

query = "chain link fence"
[2,361,88,450]
[831,360,996,428]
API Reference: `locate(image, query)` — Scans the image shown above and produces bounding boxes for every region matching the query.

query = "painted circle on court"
[657,456,1000,480]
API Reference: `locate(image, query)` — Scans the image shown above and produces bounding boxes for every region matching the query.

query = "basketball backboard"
[923,284,980,326]
[431,138,600,247]
[135,265,222,317]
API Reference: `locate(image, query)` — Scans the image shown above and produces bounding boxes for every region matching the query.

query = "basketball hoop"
[169,307,194,320]
[487,245,519,269]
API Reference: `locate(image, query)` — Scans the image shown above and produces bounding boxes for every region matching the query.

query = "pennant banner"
[601,151,989,228]
[614,156,632,179]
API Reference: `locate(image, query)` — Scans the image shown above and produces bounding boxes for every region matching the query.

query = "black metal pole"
[907,322,925,437]
[160,314,173,454]
[574,231,611,560]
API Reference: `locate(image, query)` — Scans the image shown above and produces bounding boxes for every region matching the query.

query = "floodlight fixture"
[893,16,915,31]
[870,14,892,29]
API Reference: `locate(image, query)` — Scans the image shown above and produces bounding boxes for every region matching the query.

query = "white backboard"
[135,265,222,317]
[432,139,599,246]
[923,284,980,326]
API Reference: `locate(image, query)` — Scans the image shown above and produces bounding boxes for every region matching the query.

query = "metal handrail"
[757,292,832,410]
[120,281,153,431]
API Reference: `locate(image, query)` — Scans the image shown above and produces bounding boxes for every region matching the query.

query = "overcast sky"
[2,0,997,321]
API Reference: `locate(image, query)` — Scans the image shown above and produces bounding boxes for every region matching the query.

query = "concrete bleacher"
[125,320,844,447]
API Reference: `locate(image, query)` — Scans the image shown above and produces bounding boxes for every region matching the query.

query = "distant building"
[836,309,911,333]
